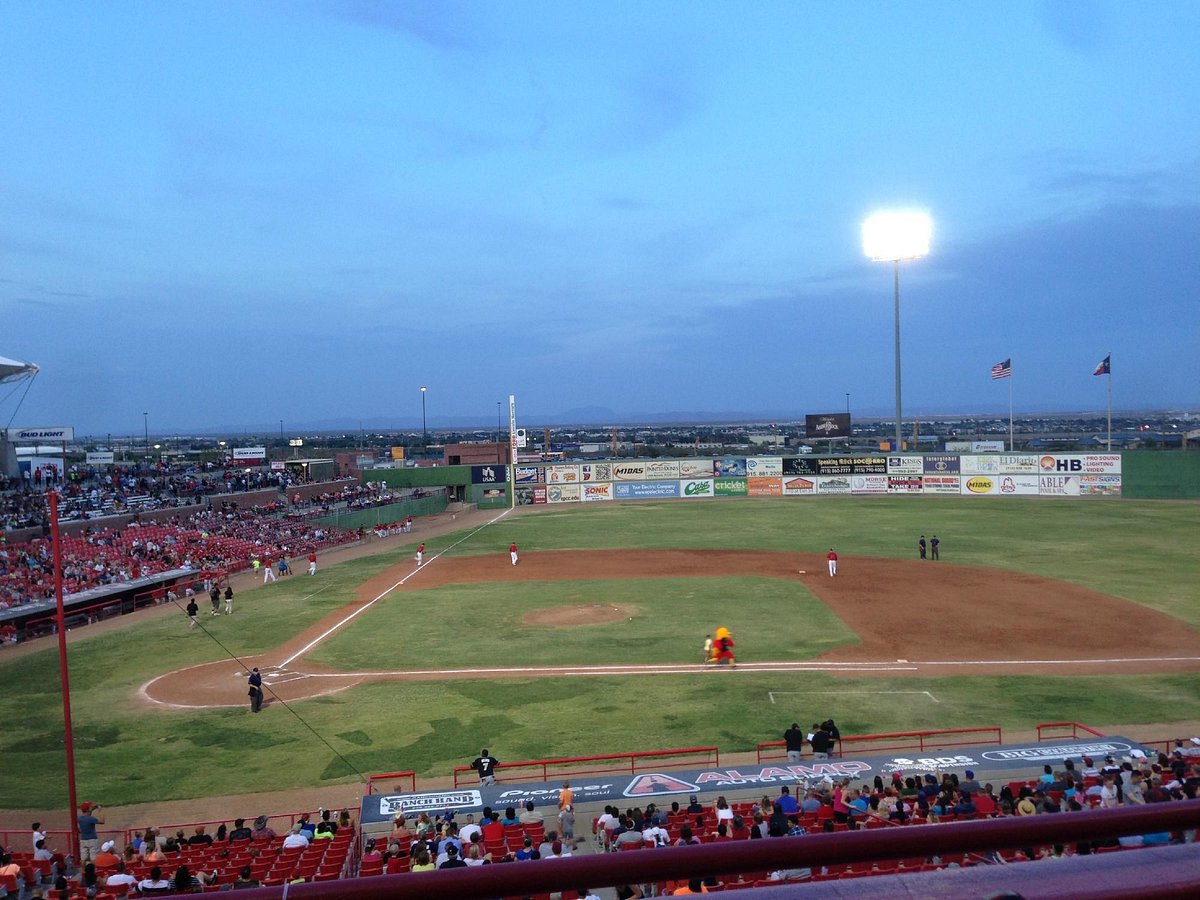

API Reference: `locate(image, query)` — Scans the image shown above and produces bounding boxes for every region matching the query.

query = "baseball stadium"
[2,446,1199,898]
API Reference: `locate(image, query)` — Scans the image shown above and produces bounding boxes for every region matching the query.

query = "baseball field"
[3,496,1199,810]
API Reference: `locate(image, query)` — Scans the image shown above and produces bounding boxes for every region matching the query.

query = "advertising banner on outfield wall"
[681,478,715,498]
[960,455,1000,475]
[782,457,818,475]
[851,475,888,494]
[715,458,746,476]
[924,455,960,474]
[1080,474,1122,495]
[546,464,581,483]
[947,441,1005,453]
[547,484,581,503]
[1039,475,1080,496]
[887,456,923,475]
[233,447,266,460]
[515,486,535,505]
[614,480,679,499]
[747,477,782,496]
[533,485,547,504]
[714,477,747,496]
[580,462,611,482]
[515,465,544,484]
[888,476,923,493]
[1038,454,1122,474]
[961,474,1039,496]
[806,413,851,439]
[612,462,647,481]
[922,475,961,494]
[782,476,817,495]
[819,456,888,475]
[996,455,1039,474]
[471,465,507,484]
[745,456,782,476]
[817,476,851,494]
[86,452,115,464]
[678,458,715,478]
[581,482,613,502]
[645,460,681,480]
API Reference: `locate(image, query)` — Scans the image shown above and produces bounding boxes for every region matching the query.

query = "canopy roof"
[0,355,38,384]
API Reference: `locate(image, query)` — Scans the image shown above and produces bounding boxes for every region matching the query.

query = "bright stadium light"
[862,210,932,453]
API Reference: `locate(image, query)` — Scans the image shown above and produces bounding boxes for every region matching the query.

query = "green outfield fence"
[1122,450,1200,499]
[316,493,448,530]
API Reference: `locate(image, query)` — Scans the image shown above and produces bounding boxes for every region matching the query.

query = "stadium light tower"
[862,211,932,453]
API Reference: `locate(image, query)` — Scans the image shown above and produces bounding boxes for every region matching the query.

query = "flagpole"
[50,491,82,863]
[1008,366,1014,452]
[1106,353,1112,451]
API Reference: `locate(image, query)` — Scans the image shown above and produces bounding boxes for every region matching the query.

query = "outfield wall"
[364,452,1199,503]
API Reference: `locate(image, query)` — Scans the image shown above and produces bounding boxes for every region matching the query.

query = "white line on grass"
[916,656,1200,666]
[768,690,940,704]
[276,507,514,668]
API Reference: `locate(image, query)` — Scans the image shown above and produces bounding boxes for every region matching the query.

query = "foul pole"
[49,491,82,861]
[508,394,517,509]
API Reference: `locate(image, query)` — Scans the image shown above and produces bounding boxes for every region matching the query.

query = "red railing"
[450,747,720,788]
[757,726,1002,763]
[224,802,1200,898]
[365,771,417,795]
[1037,721,1105,741]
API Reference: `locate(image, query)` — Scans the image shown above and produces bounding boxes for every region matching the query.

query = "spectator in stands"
[77,801,104,862]
[228,818,252,842]
[137,865,171,895]
[686,795,704,815]
[0,855,21,885]
[390,814,415,847]
[674,826,700,847]
[94,839,121,869]
[105,860,138,893]
[518,801,542,827]
[232,865,259,890]
[514,837,535,861]
[361,839,382,867]
[282,824,309,850]
[410,850,434,872]
[776,786,798,815]
[251,815,275,841]
[438,844,468,869]
[187,826,213,847]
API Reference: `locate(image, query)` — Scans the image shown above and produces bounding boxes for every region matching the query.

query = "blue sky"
[2,0,1197,435]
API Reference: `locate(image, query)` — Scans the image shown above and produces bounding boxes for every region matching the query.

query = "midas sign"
[965,476,993,494]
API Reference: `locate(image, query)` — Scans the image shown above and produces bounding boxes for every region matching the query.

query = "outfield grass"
[305,577,857,669]
[1,497,1197,807]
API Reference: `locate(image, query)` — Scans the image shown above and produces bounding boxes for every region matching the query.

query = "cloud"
[316,0,481,51]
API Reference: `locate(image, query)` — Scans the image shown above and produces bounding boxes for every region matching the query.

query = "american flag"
[1093,354,1111,376]
[991,358,1012,380]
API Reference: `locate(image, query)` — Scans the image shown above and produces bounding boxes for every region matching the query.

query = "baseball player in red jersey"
[416,543,425,566]
[827,548,838,576]
[509,542,518,566]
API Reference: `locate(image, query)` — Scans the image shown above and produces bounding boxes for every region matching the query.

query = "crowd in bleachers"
[0,807,356,897]
[579,745,1200,890]
[1,462,317,530]
[0,506,358,611]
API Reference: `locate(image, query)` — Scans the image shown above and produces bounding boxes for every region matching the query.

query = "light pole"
[845,393,850,415]
[420,386,428,450]
[497,401,502,445]
[143,412,149,458]
[863,211,932,453]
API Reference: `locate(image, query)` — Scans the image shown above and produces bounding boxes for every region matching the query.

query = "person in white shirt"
[106,861,139,892]
[282,825,309,849]
[642,822,669,847]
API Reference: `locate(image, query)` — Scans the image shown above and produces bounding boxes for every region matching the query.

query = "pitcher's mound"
[525,604,632,627]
